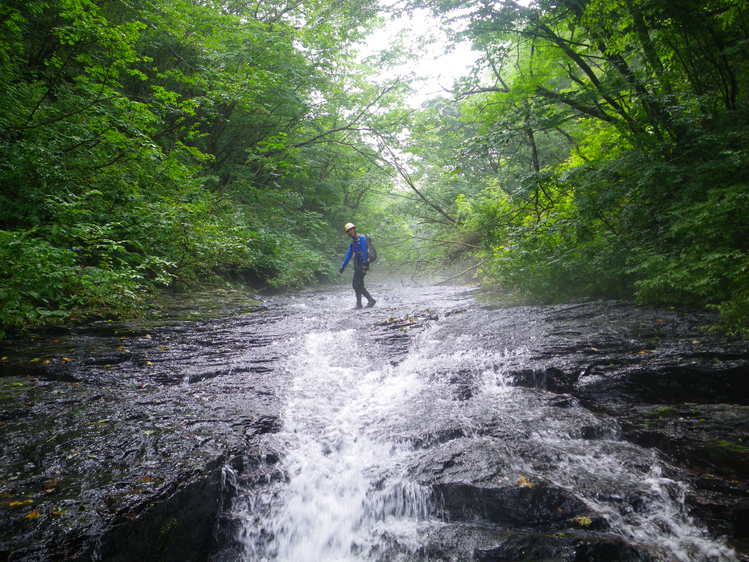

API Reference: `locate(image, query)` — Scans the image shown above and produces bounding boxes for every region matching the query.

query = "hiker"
[339,222,376,309]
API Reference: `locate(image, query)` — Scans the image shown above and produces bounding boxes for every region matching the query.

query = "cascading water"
[224,285,738,562]
[236,322,439,561]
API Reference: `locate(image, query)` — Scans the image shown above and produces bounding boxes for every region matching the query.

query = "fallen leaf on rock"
[158,345,169,350]
[8,500,33,507]
[61,357,72,363]
[516,476,536,488]
[571,515,593,527]
[24,511,40,519]
[115,345,125,351]
[145,361,154,366]
[1,356,7,361]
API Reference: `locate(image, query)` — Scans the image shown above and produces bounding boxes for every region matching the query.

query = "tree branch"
[535,86,617,123]
[437,260,487,285]
[376,136,457,225]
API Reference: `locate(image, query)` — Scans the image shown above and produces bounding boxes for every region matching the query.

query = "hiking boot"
[354,302,363,309]
[366,299,376,308]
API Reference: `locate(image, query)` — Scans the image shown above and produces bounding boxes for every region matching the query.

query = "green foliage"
[0,230,143,334]
[0,0,391,335]
[630,183,749,305]
[396,0,749,332]
[5,0,746,336]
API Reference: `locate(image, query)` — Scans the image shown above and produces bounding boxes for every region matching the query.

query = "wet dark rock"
[435,481,605,530]
[418,525,654,562]
[450,297,749,558]
[507,367,580,394]
[619,403,749,477]
[474,532,654,562]
[94,458,230,562]
[0,289,283,561]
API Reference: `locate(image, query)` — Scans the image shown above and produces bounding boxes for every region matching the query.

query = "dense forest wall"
[2,0,748,336]
[388,0,749,333]
[0,0,399,335]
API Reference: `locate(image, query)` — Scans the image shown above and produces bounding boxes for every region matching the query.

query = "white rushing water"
[259,329,431,561]
[236,311,445,561]
[229,285,737,562]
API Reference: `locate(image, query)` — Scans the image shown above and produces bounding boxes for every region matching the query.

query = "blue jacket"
[340,234,369,270]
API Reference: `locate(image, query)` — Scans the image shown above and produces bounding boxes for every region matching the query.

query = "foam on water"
[238,327,438,561]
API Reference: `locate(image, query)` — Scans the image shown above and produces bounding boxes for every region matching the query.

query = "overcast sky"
[357,7,480,107]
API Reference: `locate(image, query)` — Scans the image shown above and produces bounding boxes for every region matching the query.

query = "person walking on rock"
[339,222,376,309]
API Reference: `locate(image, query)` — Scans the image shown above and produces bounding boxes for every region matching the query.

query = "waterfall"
[237,327,437,561]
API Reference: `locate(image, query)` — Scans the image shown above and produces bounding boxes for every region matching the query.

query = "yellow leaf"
[115,345,125,351]
[1,356,7,361]
[145,361,154,366]
[8,500,33,507]
[24,511,40,519]
[590,347,599,352]
[61,357,72,363]
[30,358,40,363]
[571,515,593,527]
[516,476,536,488]
[43,359,51,365]
[158,345,169,350]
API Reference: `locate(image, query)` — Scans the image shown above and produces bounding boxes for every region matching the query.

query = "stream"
[215,283,742,561]
[1,281,747,561]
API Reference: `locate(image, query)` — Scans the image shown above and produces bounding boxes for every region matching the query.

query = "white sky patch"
[356,8,481,108]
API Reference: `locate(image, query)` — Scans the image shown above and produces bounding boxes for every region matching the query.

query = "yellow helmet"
[343,222,356,232]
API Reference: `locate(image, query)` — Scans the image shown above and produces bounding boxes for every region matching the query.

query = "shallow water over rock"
[1,283,747,561]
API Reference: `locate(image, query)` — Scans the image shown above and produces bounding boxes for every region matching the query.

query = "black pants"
[353,265,373,305]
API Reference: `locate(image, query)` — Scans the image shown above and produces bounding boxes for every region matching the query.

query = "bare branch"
[376,135,457,225]
[450,86,510,100]
[437,260,487,285]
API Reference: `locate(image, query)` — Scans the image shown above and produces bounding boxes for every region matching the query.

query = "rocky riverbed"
[0,283,747,561]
